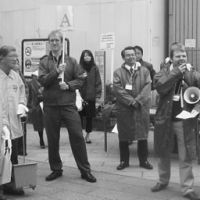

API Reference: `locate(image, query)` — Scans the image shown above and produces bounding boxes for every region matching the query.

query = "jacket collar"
[123,62,141,72]
[0,68,15,79]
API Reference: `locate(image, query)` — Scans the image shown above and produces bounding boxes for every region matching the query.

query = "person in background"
[159,42,181,70]
[151,43,200,200]
[79,49,102,144]
[13,58,29,156]
[133,45,156,89]
[113,46,153,171]
[28,70,45,149]
[0,45,27,196]
[0,65,9,200]
[38,29,96,183]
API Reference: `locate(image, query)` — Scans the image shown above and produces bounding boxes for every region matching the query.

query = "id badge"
[173,94,180,101]
[125,84,132,90]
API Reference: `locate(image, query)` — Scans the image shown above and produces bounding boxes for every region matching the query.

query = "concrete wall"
[0,0,166,83]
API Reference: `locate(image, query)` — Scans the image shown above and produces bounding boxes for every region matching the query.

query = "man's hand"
[57,63,66,74]
[178,63,187,73]
[191,109,199,117]
[59,82,69,90]
[17,104,29,117]
[131,101,140,109]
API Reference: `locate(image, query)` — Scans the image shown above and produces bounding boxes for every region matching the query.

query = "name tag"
[125,84,132,90]
[173,94,180,101]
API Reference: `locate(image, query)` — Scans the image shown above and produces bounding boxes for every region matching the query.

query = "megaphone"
[183,86,200,104]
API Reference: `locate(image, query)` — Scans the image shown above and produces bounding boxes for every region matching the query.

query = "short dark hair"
[133,45,143,55]
[121,46,135,58]
[0,45,16,61]
[170,43,186,59]
[48,29,63,42]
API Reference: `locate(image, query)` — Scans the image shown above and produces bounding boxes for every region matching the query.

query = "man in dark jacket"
[133,45,155,89]
[38,30,96,183]
[113,46,153,171]
[151,43,200,200]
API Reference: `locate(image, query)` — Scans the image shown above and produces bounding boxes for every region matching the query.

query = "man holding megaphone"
[151,43,200,200]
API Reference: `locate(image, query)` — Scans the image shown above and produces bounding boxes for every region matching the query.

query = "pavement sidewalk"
[8,123,200,200]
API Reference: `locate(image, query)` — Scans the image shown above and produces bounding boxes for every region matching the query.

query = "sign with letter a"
[56,6,73,30]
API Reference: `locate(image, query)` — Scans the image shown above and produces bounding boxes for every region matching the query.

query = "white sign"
[185,39,196,48]
[100,32,115,49]
[22,40,48,77]
[57,6,73,30]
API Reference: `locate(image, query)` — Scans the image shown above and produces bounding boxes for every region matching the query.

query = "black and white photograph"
[0,0,200,200]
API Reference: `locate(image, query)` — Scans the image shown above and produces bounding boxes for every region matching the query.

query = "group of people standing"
[113,43,200,200]
[0,28,200,200]
[0,30,102,200]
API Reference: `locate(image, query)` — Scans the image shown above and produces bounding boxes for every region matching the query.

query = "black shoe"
[184,192,200,200]
[3,187,24,196]
[140,161,153,170]
[151,182,168,192]
[45,171,63,181]
[40,144,45,149]
[18,151,27,156]
[40,140,45,148]
[85,139,92,144]
[116,161,129,170]
[81,172,97,183]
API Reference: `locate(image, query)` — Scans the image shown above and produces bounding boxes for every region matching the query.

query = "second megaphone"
[183,86,200,104]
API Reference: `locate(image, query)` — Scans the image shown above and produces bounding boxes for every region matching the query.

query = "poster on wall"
[22,38,70,77]
[95,50,106,104]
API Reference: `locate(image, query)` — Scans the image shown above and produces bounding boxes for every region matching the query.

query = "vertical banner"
[100,32,115,83]
[95,51,106,104]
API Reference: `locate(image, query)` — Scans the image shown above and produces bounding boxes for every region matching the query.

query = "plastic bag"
[75,90,83,111]
[0,138,12,184]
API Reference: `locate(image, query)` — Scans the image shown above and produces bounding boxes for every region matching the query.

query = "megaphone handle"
[180,87,184,108]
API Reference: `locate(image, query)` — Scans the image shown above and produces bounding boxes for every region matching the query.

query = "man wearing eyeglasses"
[38,30,96,183]
[0,45,27,198]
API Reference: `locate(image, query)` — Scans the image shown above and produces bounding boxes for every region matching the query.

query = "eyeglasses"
[49,39,61,43]
[6,55,18,60]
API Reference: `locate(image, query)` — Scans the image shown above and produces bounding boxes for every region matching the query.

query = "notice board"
[22,38,70,77]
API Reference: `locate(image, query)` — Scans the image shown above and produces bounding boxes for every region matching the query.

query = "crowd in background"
[0,29,200,200]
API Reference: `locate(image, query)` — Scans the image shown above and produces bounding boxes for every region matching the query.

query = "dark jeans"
[119,139,149,164]
[44,105,91,174]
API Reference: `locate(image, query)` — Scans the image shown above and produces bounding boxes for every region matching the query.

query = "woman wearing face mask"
[79,50,102,144]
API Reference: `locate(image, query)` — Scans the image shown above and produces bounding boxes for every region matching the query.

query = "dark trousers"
[44,105,91,174]
[80,115,93,133]
[11,139,19,165]
[17,122,27,155]
[119,139,149,164]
